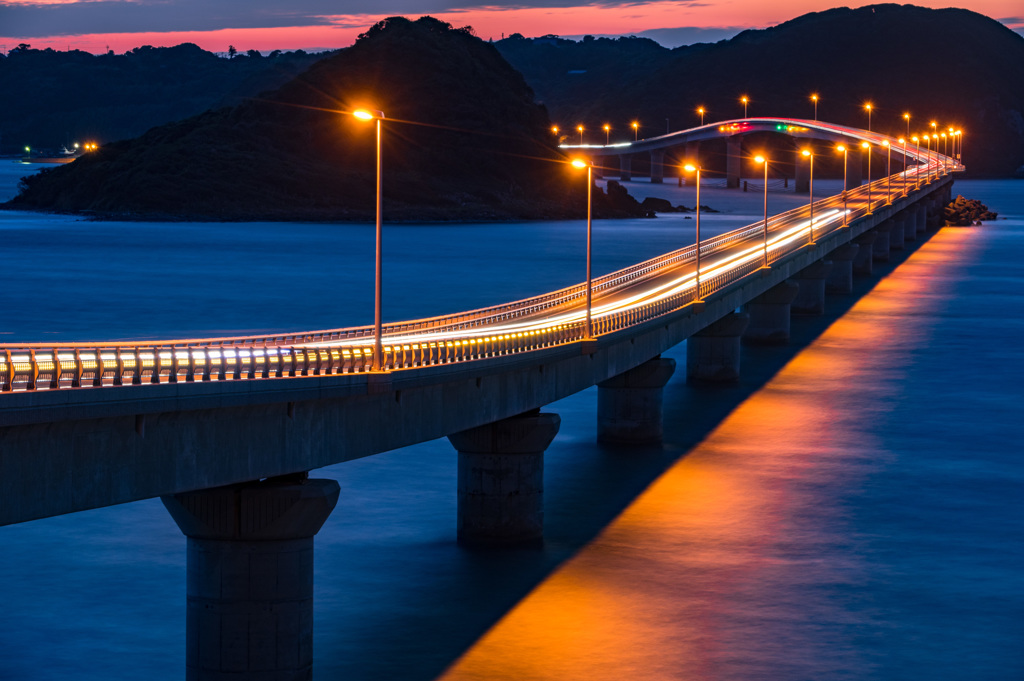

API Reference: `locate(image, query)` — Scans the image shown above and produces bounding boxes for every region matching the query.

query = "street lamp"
[811,94,819,121]
[941,132,948,173]
[572,157,595,339]
[632,121,639,141]
[754,155,769,266]
[552,125,559,136]
[923,134,931,183]
[864,102,873,131]
[352,107,386,372]
[955,129,962,163]
[603,124,610,145]
[861,141,872,214]
[899,137,907,195]
[912,136,921,189]
[683,163,703,299]
[836,144,849,225]
[882,140,892,204]
[903,112,911,138]
[741,96,749,118]
[801,149,815,243]
[697,107,705,126]
[577,124,584,145]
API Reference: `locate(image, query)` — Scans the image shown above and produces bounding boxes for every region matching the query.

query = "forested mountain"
[0,43,324,153]
[5,18,595,221]
[496,4,1024,177]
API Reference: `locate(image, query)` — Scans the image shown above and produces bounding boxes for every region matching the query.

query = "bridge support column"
[619,155,632,181]
[726,137,742,188]
[449,411,560,546]
[791,260,834,315]
[872,222,892,262]
[847,149,863,190]
[687,312,749,383]
[916,204,927,234]
[597,356,676,445]
[743,281,800,345]
[795,150,810,193]
[161,475,340,681]
[650,150,664,184]
[825,243,859,294]
[852,231,877,275]
[890,217,906,250]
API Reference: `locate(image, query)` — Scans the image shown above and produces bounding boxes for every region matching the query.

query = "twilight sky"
[2,0,1022,54]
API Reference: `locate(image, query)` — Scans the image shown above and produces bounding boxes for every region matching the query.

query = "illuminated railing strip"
[0,133,956,392]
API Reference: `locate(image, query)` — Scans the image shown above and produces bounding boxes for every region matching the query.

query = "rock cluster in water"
[944,195,998,226]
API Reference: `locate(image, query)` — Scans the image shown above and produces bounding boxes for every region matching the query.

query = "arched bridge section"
[562,117,938,189]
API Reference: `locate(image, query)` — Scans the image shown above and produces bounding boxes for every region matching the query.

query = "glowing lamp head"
[603,124,610,131]
[941,132,947,138]
[836,145,846,153]
[683,164,697,172]
[741,96,748,103]
[899,137,906,144]
[571,158,589,169]
[632,121,638,129]
[352,109,378,121]
[577,124,584,132]
[865,102,872,110]
[754,155,766,164]
[904,113,910,120]
[861,141,869,149]
[801,149,811,157]
[882,140,890,147]
[811,94,818,101]
[912,136,919,142]
[923,134,929,140]
[551,126,559,134]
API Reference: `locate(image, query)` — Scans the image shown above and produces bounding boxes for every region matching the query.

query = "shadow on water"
[315,223,947,681]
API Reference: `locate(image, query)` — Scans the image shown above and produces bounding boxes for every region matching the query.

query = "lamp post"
[741,96,749,118]
[683,163,703,298]
[552,125,559,136]
[697,107,705,126]
[923,134,931,183]
[899,137,908,195]
[603,124,610,145]
[883,140,892,204]
[802,149,815,243]
[836,144,849,225]
[577,124,584,145]
[903,112,911,138]
[754,155,769,266]
[864,102,873,131]
[956,129,962,163]
[912,136,921,189]
[632,121,639,141]
[941,132,948,173]
[572,157,595,339]
[861,141,872,214]
[811,94,819,121]
[353,108,386,372]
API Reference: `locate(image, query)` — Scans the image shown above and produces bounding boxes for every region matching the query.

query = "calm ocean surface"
[0,161,1021,680]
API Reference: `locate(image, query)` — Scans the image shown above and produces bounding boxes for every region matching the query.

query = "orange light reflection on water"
[438,227,981,681]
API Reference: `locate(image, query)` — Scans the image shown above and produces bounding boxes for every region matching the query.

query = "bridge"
[0,118,958,679]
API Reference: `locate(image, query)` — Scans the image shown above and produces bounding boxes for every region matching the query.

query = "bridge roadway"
[0,119,957,679]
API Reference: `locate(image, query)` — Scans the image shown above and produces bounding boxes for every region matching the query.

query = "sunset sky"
[2,0,1022,54]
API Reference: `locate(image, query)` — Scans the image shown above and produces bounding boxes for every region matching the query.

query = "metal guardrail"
[0,152,955,393]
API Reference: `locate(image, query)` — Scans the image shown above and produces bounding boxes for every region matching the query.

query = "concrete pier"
[597,356,676,445]
[915,204,927,234]
[743,281,800,345]
[619,155,632,182]
[686,312,749,383]
[872,221,892,262]
[795,150,810,193]
[852,231,877,275]
[162,475,340,681]
[449,411,560,546]
[650,150,665,184]
[791,260,834,315]
[901,213,915,242]
[726,137,742,188]
[825,243,859,294]
[890,216,906,250]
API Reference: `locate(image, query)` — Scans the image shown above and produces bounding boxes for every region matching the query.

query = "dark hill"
[5,18,592,221]
[497,4,1024,177]
[0,43,324,153]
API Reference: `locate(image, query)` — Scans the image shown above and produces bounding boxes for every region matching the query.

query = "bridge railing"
[0,161,954,392]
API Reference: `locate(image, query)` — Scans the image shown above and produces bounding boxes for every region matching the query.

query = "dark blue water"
[0,162,1021,680]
